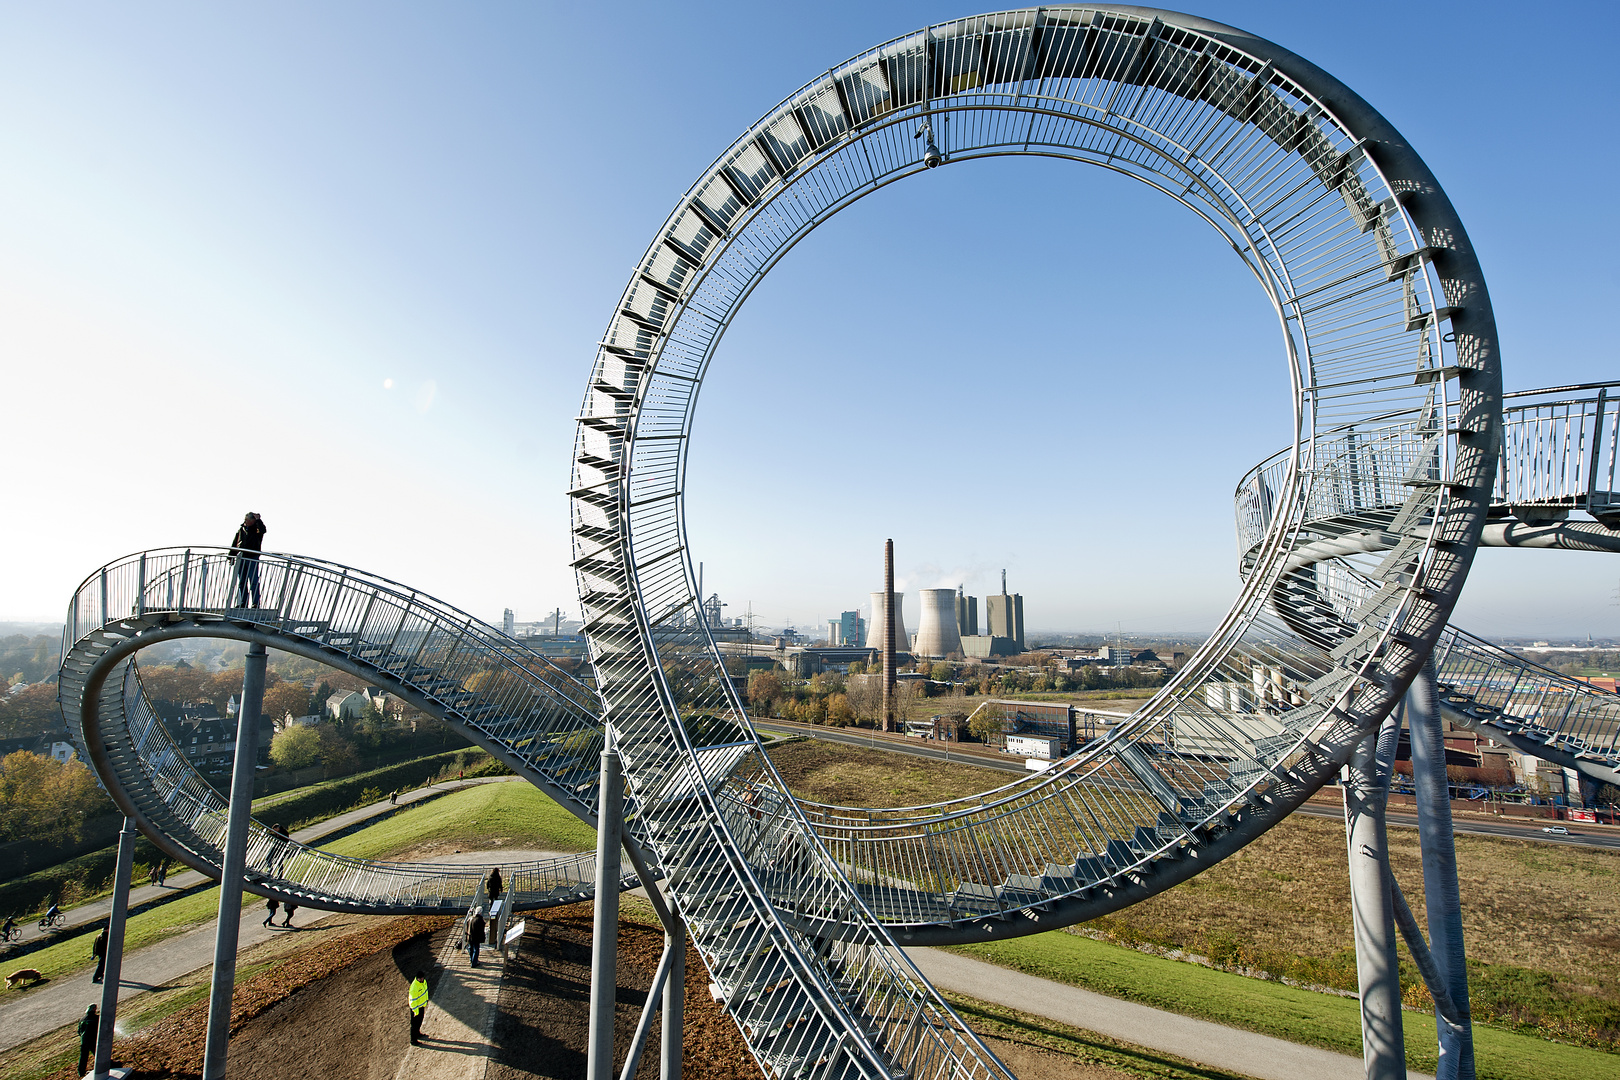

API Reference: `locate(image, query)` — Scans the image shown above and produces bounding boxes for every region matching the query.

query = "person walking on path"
[229,511,267,607]
[281,902,297,928]
[389,789,398,805]
[91,925,109,983]
[485,868,503,904]
[152,858,168,887]
[263,897,280,928]
[467,908,486,967]
[77,1004,98,1075]
[408,970,430,1045]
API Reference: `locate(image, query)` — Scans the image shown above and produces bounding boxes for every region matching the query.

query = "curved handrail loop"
[58,547,628,915]
[570,8,1501,1079]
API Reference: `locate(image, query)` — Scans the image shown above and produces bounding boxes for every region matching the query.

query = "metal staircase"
[58,549,633,916]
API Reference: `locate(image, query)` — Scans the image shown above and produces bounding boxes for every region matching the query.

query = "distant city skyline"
[0,2,1616,641]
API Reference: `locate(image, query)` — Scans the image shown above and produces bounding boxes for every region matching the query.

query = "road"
[764,717,1620,851]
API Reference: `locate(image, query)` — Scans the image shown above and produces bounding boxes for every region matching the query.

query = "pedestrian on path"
[266,823,291,876]
[229,512,267,608]
[91,926,108,983]
[77,1004,98,1074]
[408,970,429,1045]
[152,858,168,887]
[485,868,503,904]
[389,789,398,805]
[467,908,486,967]
[263,897,280,928]
[281,902,298,928]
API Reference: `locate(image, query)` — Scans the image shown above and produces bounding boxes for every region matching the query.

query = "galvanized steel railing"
[58,548,624,915]
[1497,382,1619,519]
[568,8,1500,1078]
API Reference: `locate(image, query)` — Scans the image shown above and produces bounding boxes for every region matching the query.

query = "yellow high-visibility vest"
[409,978,429,1011]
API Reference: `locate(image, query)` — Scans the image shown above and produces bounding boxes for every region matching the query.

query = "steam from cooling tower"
[866,590,908,651]
[914,588,962,658]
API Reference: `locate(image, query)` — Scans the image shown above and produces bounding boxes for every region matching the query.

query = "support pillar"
[661,919,685,1080]
[882,539,896,734]
[587,728,624,1080]
[201,643,266,1080]
[91,817,138,1079]
[1344,709,1404,1079]
[1407,657,1474,1080]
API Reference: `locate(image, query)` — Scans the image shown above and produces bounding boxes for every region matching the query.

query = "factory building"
[826,610,867,647]
[985,570,1025,649]
[864,591,908,653]
[955,586,978,637]
[914,589,963,658]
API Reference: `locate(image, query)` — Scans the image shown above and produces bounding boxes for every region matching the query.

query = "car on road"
[1542,825,1571,835]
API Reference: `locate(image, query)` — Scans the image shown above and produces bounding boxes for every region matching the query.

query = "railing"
[92,662,604,912]
[1497,383,1619,515]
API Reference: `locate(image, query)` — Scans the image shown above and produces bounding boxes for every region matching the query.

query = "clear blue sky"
[1,2,1615,638]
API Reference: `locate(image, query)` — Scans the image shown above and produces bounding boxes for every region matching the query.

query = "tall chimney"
[883,540,896,733]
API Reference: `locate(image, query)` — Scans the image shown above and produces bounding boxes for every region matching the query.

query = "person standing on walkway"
[77,1004,98,1074]
[266,822,291,876]
[467,907,486,967]
[263,897,280,928]
[408,970,430,1045]
[281,902,297,928]
[485,867,503,904]
[91,925,109,983]
[229,511,267,607]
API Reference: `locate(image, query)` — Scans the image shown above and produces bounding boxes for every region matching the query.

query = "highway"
[759,716,1620,852]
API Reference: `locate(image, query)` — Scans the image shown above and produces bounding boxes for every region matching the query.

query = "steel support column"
[92,816,138,1079]
[201,642,266,1080]
[587,729,624,1080]
[661,919,685,1080]
[1344,710,1404,1079]
[1407,657,1475,1079]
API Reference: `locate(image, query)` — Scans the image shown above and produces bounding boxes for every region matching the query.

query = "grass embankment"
[950,931,1616,1080]
[2,782,591,990]
[771,737,1620,1065]
[319,779,595,860]
[767,740,1011,807]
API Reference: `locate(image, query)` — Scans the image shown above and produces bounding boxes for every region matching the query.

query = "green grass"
[952,931,1618,1080]
[4,782,591,993]
[317,780,595,860]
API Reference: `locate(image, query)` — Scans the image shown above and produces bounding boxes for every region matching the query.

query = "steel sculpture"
[55,8,1620,1080]
[570,6,1498,1077]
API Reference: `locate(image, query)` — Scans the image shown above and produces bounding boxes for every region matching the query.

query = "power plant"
[954,586,977,637]
[985,569,1025,649]
[864,590,907,652]
[914,588,964,658]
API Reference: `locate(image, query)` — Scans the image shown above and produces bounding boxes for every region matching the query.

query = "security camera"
[923,141,943,168]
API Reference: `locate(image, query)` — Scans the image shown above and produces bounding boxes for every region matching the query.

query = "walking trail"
[0,777,520,1054]
[905,947,1436,1080]
[392,915,507,1080]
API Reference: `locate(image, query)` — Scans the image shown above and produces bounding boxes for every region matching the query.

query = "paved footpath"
[8,776,515,952]
[391,918,506,1080]
[0,777,519,1053]
[906,947,1435,1080]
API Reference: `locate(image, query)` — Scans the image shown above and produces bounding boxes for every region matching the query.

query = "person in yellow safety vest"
[408,970,430,1045]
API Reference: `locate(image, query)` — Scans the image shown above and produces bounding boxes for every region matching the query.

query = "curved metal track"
[57,548,630,916]
[566,7,1499,1077]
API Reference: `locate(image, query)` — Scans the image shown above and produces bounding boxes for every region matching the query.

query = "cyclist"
[40,903,62,929]
[1,914,17,941]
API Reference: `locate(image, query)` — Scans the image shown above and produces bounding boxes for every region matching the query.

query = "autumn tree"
[747,670,786,716]
[0,750,114,843]
[262,682,312,728]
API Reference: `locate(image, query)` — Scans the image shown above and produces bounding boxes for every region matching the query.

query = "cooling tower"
[913,588,963,658]
[865,591,908,653]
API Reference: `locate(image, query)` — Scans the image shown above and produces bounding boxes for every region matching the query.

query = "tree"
[270,725,321,770]
[0,750,113,844]
[0,682,64,738]
[317,726,360,776]
[968,710,1007,743]
[262,682,311,728]
[929,662,954,683]
[747,670,785,716]
[825,693,855,727]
